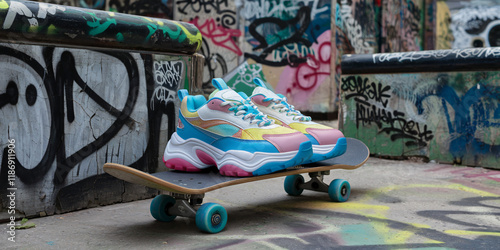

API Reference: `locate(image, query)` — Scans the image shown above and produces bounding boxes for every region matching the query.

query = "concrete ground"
[2,157,500,249]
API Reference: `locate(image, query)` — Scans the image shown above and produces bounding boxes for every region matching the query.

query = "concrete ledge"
[342,48,500,74]
[340,48,500,169]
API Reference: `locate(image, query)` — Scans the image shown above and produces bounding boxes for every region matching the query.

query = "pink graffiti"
[276,31,331,105]
[189,17,242,56]
[427,166,500,182]
[295,42,331,90]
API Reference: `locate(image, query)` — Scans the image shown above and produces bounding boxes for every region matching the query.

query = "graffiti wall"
[380,0,424,52]
[174,0,241,93]
[435,0,500,49]
[0,43,201,218]
[0,1,203,218]
[231,0,336,113]
[341,48,500,169]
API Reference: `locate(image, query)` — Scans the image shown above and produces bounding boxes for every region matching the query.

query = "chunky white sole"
[163,133,307,174]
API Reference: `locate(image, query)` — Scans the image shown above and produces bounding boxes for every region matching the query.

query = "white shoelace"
[221,100,274,127]
[265,97,312,122]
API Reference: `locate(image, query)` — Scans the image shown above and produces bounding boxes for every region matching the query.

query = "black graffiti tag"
[244,6,312,67]
[341,75,391,108]
[342,76,434,147]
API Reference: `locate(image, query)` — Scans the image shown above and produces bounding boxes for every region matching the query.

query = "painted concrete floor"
[2,157,500,249]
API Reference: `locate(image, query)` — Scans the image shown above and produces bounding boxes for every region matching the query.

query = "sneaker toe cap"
[262,132,309,152]
[306,128,344,145]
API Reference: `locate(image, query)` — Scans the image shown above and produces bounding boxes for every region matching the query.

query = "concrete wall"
[340,48,500,169]
[0,0,203,218]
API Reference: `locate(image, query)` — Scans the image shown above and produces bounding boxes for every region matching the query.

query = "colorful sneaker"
[245,78,347,164]
[163,78,313,177]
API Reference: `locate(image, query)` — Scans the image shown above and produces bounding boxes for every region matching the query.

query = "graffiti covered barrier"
[340,48,500,169]
[0,1,204,219]
[0,0,201,54]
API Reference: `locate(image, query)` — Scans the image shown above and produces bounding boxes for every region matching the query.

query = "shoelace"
[264,97,312,122]
[221,100,274,127]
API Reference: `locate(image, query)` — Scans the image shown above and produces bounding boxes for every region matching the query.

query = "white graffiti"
[2,1,65,29]
[151,61,183,110]
[339,0,373,54]
[241,0,327,20]
[450,6,500,49]
[373,47,500,63]
[234,62,264,89]
[271,43,315,64]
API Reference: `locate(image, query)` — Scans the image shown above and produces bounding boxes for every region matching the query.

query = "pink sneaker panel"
[196,149,216,165]
[219,165,253,177]
[163,158,202,172]
[250,95,270,107]
[207,98,231,112]
[306,128,344,145]
[262,132,308,152]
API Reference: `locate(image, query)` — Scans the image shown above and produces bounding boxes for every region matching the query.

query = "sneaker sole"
[303,137,347,164]
[163,133,313,176]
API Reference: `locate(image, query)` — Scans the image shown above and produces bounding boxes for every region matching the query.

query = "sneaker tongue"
[252,87,281,99]
[214,89,246,102]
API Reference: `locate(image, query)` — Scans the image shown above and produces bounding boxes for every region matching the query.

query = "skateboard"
[103,138,369,233]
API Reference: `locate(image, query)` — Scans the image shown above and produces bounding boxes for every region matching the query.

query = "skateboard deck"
[104,138,369,195]
[103,137,369,233]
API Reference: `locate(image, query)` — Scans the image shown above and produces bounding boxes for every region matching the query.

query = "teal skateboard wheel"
[329,179,350,202]
[196,203,227,233]
[150,194,177,222]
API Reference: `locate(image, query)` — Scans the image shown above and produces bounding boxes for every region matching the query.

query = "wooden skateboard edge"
[103,150,369,195]
[104,163,207,194]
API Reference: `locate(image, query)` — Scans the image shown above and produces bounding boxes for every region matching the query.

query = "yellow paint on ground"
[445,230,500,237]
[407,183,499,197]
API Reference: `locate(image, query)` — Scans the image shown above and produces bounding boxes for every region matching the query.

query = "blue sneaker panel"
[177,114,221,144]
[305,134,320,145]
[303,137,347,164]
[253,78,267,88]
[212,78,229,90]
[178,89,189,101]
[252,141,313,176]
[206,124,241,137]
[211,137,280,153]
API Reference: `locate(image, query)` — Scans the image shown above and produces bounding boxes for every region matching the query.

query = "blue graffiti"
[416,80,500,163]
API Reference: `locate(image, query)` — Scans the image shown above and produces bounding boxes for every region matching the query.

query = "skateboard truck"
[284,171,351,202]
[167,193,204,218]
[300,171,331,193]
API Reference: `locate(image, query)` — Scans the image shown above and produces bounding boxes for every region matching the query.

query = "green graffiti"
[116,32,124,42]
[173,21,202,50]
[47,24,57,35]
[0,0,8,9]
[149,19,201,49]
[85,13,117,36]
